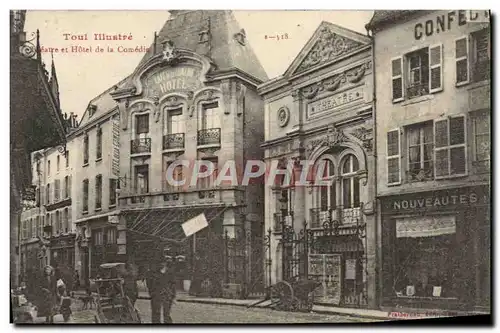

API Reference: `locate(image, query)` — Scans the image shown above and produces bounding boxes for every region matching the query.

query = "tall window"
[109,178,117,206]
[36,216,40,237]
[200,102,221,130]
[136,114,150,138]
[47,160,51,176]
[46,183,51,204]
[63,208,68,233]
[55,210,61,234]
[456,28,490,85]
[64,175,71,198]
[135,165,149,194]
[96,127,102,160]
[407,48,429,98]
[317,157,336,213]
[56,155,60,172]
[407,122,433,181]
[165,162,184,191]
[65,151,69,168]
[472,112,490,163]
[82,179,89,212]
[54,179,60,201]
[93,230,103,246]
[83,134,89,165]
[107,228,117,245]
[198,158,218,189]
[341,155,360,209]
[95,174,102,210]
[434,116,467,178]
[167,108,184,134]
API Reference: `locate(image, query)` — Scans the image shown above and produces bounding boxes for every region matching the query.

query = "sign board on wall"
[307,86,364,119]
[143,65,203,98]
[308,253,342,305]
[111,115,120,177]
[182,213,209,237]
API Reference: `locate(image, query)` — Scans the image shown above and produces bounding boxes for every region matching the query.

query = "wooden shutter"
[434,118,449,178]
[391,57,404,102]
[68,175,72,198]
[429,44,443,93]
[449,115,467,176]
[455,36,469,85]
[387,129,401,185]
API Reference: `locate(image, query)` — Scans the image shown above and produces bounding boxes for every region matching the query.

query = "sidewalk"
[136,291,391,320]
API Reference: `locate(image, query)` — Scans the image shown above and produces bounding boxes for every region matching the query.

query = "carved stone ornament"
[161,39,179,63]
[277,106,290,127]
[299,61,371,100]
[234,29,246,45]
[351,126,373,152]
[306,126,348,152]
[296,26,364,73]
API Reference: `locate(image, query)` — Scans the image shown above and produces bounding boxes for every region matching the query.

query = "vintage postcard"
[9,9,491,324]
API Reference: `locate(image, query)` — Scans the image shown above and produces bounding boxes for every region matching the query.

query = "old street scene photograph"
[9,10,491,324]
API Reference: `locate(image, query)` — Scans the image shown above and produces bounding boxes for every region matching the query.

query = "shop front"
[50,234,75,271]
[380,185,490,311]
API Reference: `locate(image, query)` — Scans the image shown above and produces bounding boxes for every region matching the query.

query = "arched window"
[341,154,360,209]
[312,156,336,228]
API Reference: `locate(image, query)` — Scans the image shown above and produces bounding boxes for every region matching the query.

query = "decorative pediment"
[306,126,349,153]
[285,21,370,77]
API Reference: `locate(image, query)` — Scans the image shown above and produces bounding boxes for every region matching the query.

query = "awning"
[122,205,229,242]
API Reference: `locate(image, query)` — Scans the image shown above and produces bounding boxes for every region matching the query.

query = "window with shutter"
[109,178,117,206]
[83,134,89,165]
[95,174,102,210]
[434,116,467,178]
[96,127,102,160]
[387,129,401,185]
[429,44,443,93]
[83,179,89,212]
[472,28,490,82]
[455,36,469,85]
[391,57,404,102]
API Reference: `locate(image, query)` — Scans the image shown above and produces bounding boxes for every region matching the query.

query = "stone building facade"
[258,22,377,308]
[367,10,490,311]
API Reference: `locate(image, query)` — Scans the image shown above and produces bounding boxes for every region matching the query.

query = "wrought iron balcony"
[197,128,221,146]
[163,133,185,150]
[309,208,338,229]
[273,212,293,232]
[130,138,151,154]
[406,83,429,99]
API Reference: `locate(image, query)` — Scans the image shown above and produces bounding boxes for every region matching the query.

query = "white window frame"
[134,111,151,140]
[165,107,184,135]
[455,36,470,87]
[391,56,404,103]
[199,101,221,130]
[341,154,360,209]
[387,128,402,186]
[406,122,434,181]
[429,43,443,94]
[434,115,468,179]
[314,156,336,213]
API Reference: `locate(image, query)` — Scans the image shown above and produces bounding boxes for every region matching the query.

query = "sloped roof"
[136,10,268,82]
[365,10,424,31]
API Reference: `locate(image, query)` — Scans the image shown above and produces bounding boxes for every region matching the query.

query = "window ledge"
[83,163,89,167]
[95,207,102,212]
[401,94,433,106]
[130,152,151,158]
[95,157,103,163]
[109,204,116,209]
[466,79,490,90]
[197,143,221,149]
[82,211,89,215]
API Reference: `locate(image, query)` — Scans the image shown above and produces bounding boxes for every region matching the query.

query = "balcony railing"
[309,206,361,227]
[163,133,185,150]
[197,128,221,146]
[273,213,293,232]
[406,83,429,99]
[130,138,151,154]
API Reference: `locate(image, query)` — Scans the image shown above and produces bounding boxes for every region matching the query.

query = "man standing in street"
[146,246,177,324]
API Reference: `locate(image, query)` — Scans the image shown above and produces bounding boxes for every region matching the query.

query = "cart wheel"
[273,281,294,311]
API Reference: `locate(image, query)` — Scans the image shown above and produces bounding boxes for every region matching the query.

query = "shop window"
[472,111,490,165]
[393,216,458,299]
[406,121,434,182]
[82,179,89,213]
[109,178,117,206]
[95,174,102,210]
[456,28,490,86]
[312,157,336,229]
[96,127,102,160]
[391,44,442,102]
[434,116,467,178]
[135,165,149,194]
[83,134,89,165]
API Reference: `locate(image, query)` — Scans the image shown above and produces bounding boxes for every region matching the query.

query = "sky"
[24,10,374,121]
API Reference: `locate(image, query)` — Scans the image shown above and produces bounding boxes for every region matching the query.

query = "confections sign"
[307,86,364,119]
[143,65,203,98]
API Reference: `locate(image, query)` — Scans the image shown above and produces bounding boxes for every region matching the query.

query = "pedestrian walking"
[39,265,58,324]
[146,254,177,323]
[73,270,80,292]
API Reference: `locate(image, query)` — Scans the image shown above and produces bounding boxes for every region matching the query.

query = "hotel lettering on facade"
[367,10,490,311]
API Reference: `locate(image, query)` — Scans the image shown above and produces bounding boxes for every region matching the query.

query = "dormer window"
[88,104,97,118]
[234,29,246,46]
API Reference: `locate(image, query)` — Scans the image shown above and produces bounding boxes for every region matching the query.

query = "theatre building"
[111,10,267,297]
[259,22,377,308]
[367,10,490,312]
